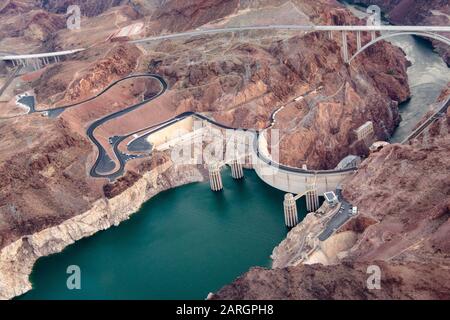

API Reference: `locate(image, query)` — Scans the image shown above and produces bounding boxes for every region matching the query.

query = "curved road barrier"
[90,75,357,192]
[84,74,167,179]
[21,71,356,185]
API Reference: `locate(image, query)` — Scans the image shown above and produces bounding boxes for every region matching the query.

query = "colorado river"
[19,170,295,299]
[342,1,450,142]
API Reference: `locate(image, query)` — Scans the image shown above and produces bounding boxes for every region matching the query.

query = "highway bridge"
[1,24,449,67]
[0,49,84,71]
[1,24,449,230]
[130,25,450,63]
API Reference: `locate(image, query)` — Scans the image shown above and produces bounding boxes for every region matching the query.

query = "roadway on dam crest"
[3,69,445,186]
[3,72,446,242]
[49,70,357,180]
[0,70,359,181]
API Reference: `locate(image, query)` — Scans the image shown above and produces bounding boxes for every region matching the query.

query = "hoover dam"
[0,0,449,302]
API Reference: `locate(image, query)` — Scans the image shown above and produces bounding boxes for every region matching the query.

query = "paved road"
[0,49,85,61]
[0,73,168,180]
[0,70,248,180]
[5,68,439,181]
[0,65,22,98]
[254,131,357,176]
[79,81,357,180]
[131,25,450,44]
[85,76,246,180]
[318,189,355,241]
[0,24,447,180]
[86,74,167,179]
[402,95,450,143]
[2,25,449,61]
[0,73,164,120]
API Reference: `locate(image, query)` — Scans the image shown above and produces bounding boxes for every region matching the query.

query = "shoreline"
[0,160,206,300]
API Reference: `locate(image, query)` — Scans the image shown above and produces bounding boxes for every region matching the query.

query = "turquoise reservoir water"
[20,170,298,299]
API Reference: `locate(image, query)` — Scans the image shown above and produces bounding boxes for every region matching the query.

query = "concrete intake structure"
[230,159,244,180]
[283,193,298,227]
[356,121,374,141]
[208,163,223,191]
[305,184,320,213]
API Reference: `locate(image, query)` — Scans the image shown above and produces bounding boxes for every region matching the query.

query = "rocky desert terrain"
[213,87,450,299]
[213,261,450,299]
[345,0,450,66]
[0,0,448,299]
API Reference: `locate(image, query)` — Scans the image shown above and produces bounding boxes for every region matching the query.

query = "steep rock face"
[63,44,141,102]
[0,0,419,300]
[7,0,412,170]
[148,3,409,169]
[144,0,240,34]
[270,32,408,169]
[103,152,171,198]
[342,100,450,264]
[214,88,450,300]
[345,0,449,25]
[0,8,65,42]
[345,0,450,66]
[212,261,450,300]
[0,0,142,55]
[0,116,95,250]
[0,160,206,300]
[0,1,36,15]
[32,43,141,105]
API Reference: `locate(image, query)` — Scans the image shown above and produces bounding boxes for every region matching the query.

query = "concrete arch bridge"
[1,25,449,70]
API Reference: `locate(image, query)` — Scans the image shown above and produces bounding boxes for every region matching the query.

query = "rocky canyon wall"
[345,0,450,66]
[0,160,206,300]
[213,86,450,299]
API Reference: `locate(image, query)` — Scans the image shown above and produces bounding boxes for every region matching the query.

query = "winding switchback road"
[12,69,436,182]
[85,74,167,179]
